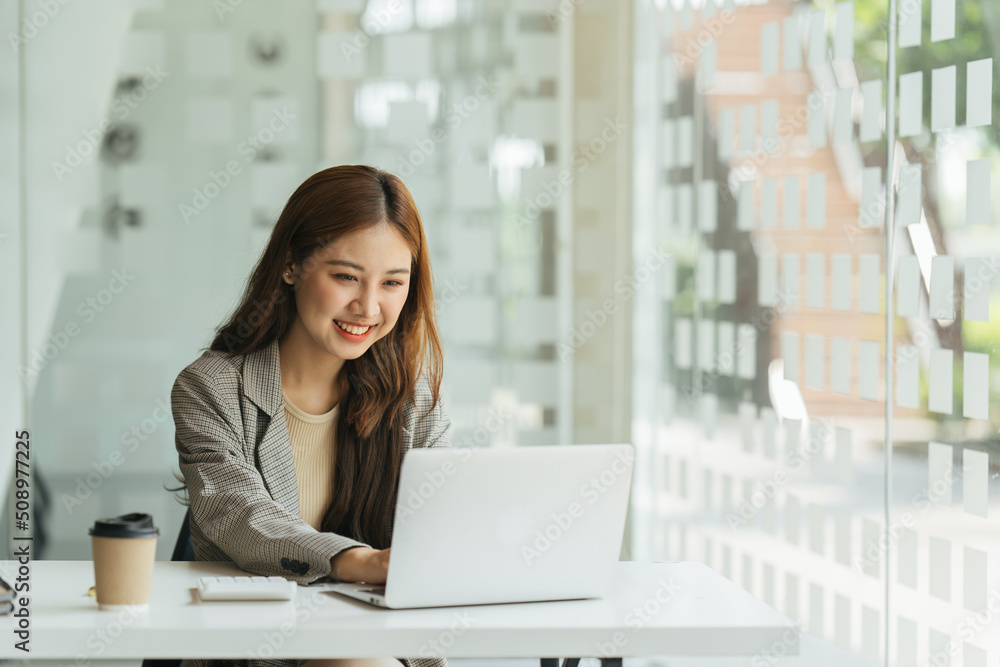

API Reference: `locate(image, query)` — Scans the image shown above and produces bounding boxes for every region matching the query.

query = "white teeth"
[335,320,371,335]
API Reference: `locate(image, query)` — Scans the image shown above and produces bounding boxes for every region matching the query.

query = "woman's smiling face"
[286,222,412,360]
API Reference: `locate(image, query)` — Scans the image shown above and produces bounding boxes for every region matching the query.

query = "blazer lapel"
[243,338,300,516]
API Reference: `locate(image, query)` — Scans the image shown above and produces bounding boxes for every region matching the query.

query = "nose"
[354,282,380,321]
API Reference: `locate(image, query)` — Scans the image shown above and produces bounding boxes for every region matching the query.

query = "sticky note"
[782,332,800,383]
[967,59,993,127]
[718,321,735,375]
[964,257,991,321]
[862,608,880,663]
[861,519,880,576]
[835,427,852,484]
[785,494,800,545]
[898,529,917,588]
[858,254,880,314]
[859,167,884,228]
[831,254,851,310]
[858,340,879,400]
[963,352,989,420]
[674,318,692,369]
[860,80,882,141]
[805,334,824,389]
[931,66,956,131]
[761,22,779,76]
[783,175,801,228]
[782,253,800,308]
[698,320,716,371]
[738,324,756,380]
[831,338,850,394]
[699,180,718,232]
[964,547,988,609]
[718,108,735,160]
[964,450,989,518]
[783,15,801,71]
[677,183,693,233]
[929,255,955,319]
[896,164,922,227]
[834,3,854,60]
[833,87,853,144]
[835,510,851,565]
[806,253,825,308]
[929,349,954,414]
[809,504,825,555]
[965,645,987,667]
[928,441,954,505]
[809,422,828,478]
[785,419,801,461]
[737,181,755,230]
[966,159,991,226]
[700,40,717,90]
[897,255,920,317]
[896,345,920,409]
[899,72,924,137]
[661,119,676,169]
[808,91,827,147]
[740,105,756,153]
[697,251,716,301]
[718,250,737,304]
[931,0,955,42]
[761,177,777,228]
[677,116,694,167]
[807,172,827,228]
[835,596,850,648]
[898,617,917,667]
[739,402,757,453]
[758,253,777,306]
[761,100,779,153]
[899,0,922,47]
[807,9,826,67]
[929,537,951,600]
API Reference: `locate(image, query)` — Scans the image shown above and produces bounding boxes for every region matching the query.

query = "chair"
[141,508,194,667]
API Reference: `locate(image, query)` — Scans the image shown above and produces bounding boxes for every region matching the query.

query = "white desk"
[0,560,799,660]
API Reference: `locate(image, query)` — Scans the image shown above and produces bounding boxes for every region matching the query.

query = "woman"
[169,165,450,667]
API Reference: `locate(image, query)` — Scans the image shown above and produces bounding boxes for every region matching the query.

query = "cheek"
[383,294,409,327]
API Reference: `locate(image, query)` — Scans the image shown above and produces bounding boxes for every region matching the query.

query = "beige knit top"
[282,388,338,531]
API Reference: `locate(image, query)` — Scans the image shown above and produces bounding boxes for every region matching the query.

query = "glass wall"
[4,0,632,562]
[633,0,1000,666]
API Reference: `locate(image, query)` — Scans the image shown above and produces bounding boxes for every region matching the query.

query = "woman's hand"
[330,546,391,584]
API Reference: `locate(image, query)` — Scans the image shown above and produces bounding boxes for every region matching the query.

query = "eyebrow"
[325,259,410,275]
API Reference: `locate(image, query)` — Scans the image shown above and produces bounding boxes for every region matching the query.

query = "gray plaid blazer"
[172,336,450,667]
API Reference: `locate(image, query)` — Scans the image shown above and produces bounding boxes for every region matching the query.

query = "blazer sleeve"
[418,382,452,450]
[172,365,371,585]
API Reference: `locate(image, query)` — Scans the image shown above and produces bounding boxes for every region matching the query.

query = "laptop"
[323,443,634,609]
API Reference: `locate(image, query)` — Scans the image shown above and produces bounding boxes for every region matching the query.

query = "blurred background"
[2,0,1000,666]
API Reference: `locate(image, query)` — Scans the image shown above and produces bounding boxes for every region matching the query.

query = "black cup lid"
[89,512,159,538]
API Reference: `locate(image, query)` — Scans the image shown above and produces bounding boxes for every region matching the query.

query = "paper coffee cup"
[89,513,159,612]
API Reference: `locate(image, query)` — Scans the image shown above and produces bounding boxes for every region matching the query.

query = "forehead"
[316,224,412,263]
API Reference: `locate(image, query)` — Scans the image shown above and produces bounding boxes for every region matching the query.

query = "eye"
[384,281,404,287]
[333,274,356,282]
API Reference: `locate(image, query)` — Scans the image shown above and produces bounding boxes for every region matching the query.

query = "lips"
[333,319,375,342]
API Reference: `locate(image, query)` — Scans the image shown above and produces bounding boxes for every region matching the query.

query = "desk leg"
[600,659,622,667]
[541,658,561,667]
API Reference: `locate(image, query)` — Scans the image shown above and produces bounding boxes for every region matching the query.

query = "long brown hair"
[170,165,443,549]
